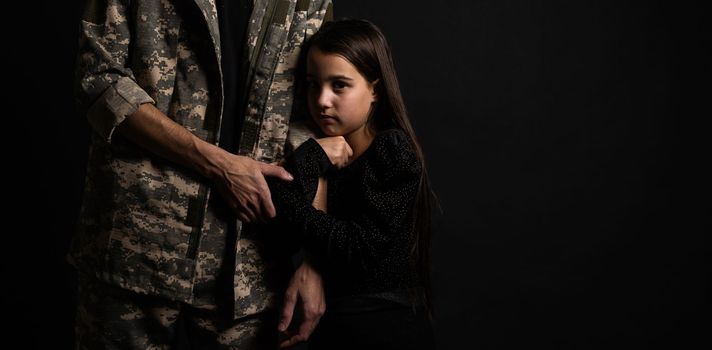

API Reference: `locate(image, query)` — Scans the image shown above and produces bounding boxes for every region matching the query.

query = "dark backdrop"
[5,1,708,349]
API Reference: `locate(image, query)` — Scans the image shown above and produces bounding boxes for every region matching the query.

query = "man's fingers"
[247,193,266,222]
[236,198,258,223]
[296,311,318,342]
[284,301,321,347]
[279,287,298,332]
[279,334,305,349]
[277,318,313,348]
[260,162,293,181]
[258,180,277,219]
[237,212,250,223]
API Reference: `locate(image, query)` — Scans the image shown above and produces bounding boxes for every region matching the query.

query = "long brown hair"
[305,19,435,316]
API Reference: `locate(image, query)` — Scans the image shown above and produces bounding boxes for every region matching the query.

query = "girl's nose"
[317,88,333,109]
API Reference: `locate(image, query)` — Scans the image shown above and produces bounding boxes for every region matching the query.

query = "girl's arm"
[312,177,328,211]
[269,130,422,270]
[279,136,349,207]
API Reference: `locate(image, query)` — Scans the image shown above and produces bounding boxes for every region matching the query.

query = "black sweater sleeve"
[268,130,422,273]
[282,137,332,201]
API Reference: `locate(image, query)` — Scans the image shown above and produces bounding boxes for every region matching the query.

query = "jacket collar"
[192,0,222,60]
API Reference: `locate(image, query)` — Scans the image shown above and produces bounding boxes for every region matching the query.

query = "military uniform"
[70,0,332,347]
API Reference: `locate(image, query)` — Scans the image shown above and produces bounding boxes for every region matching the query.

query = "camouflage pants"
[74,275,279,350]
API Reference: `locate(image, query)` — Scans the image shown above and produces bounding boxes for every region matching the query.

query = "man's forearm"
[116,103,228,180]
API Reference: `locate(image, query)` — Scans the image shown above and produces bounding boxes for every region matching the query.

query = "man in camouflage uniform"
[70,0,333,348]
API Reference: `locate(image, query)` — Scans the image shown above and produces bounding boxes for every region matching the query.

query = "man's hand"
[116,103,293,223]
[278,261,325,348]
[316,136,353,169]
[212,154,293,223]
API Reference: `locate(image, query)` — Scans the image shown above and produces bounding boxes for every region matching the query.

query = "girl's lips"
[319,115,338,123]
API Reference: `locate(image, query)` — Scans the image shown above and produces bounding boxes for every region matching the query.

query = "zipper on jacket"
[244,0,280,95]
[186,184,210,259]
[184,0,226,260]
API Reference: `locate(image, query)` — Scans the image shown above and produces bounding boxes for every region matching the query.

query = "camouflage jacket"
[70,0,332,319]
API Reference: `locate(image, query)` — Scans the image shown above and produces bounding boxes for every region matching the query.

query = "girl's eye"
[333,81,347,90]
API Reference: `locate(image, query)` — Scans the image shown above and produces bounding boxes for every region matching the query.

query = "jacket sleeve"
[75,0,155,143]
[268,130,422,271]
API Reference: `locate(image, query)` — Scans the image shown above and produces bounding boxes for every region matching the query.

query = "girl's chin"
[318,126,342,137]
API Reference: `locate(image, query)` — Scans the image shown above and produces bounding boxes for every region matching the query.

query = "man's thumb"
[260,163,293,181]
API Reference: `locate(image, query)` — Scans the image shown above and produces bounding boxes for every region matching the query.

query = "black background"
[5,1,709,349]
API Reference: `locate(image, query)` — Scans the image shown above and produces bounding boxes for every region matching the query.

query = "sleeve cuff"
[288,138,333,177]
[86,76,155,143]
[285,120,320,154]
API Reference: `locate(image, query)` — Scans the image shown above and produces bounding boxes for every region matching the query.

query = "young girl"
[268,19,435,349]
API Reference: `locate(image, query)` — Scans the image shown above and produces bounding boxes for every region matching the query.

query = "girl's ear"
[370,79,380,102]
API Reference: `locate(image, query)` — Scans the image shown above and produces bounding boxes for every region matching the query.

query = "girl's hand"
[316,136,353,169]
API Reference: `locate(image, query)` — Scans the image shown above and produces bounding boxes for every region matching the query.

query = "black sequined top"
[267,129,423,299]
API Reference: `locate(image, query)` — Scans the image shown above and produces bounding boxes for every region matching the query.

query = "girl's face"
[306,48,378,140]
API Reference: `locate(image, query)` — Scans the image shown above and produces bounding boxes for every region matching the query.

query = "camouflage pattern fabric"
[238,0,332,162]
[70,0,333,325]
[75,274,279,349]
